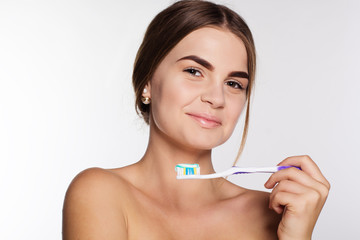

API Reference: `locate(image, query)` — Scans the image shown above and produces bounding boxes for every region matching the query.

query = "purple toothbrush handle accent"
[277,166,301,171]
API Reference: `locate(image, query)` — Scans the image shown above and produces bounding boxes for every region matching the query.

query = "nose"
[200,81,225,108]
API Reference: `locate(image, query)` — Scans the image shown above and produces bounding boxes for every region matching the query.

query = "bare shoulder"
[242,189,280,239]
[64,167,132,206]
[62,167,130,240]
[65,167,130,193]
[221,181,281,239]
[246,189,281,224]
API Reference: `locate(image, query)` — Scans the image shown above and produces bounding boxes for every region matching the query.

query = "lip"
[186,112,222,129]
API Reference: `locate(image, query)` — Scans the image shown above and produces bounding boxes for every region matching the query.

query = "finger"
[270,179,308,196]
[278,155,330,189]
[265,167,320,190]
[269,180,309,212]
[270,184,325,214]
[265,168,329,201]
[269,191,299,214]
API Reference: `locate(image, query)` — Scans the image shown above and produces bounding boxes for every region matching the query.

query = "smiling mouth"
[186,113,222,129]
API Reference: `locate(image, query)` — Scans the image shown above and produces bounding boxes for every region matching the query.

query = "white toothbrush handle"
[232,166,280,173]
[177,166,293,179]
[177,168,234,179]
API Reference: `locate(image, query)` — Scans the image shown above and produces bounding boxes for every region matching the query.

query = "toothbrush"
[175,164,301,179]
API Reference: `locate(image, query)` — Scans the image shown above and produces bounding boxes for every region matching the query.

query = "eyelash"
[184,67,202,77]
[183,67,245,90]
[225,80,244,90]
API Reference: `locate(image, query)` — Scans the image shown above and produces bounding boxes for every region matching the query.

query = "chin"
[181,133,229,151]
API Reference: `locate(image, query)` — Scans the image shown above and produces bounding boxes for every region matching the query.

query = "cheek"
[225,95,247,127]
[150,74,194,128]
[155,76,200,108]
[176,81,202,105]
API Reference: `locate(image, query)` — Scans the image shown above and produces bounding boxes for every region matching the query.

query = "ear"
[142,82,151,98]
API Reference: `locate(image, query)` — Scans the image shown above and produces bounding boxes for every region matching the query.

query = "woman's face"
[146,27,249,150]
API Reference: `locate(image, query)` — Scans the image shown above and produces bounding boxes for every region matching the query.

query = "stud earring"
[142,88,150,104]
[141,96,151,104]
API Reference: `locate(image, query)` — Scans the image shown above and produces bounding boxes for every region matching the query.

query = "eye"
[184,67,202,77]
[225,80,244,90]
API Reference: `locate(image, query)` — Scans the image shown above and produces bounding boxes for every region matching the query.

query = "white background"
[1,0,359,239]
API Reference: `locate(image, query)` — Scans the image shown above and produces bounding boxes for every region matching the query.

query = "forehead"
[166,27,248,71]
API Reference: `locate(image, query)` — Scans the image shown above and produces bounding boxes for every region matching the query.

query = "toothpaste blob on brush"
[175,164,301,179]
[175,164,200,177]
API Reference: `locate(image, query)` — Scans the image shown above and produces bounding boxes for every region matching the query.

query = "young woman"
[63,1,330,239]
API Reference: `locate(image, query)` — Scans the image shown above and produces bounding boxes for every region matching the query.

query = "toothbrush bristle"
[175,164,200,176]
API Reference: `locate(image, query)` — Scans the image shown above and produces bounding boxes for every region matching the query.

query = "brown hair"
[132,0,256,166]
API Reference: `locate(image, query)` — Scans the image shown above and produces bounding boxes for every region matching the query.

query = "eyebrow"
[176,55,249,79]
[177,55,214,71]
[229,71,249,79]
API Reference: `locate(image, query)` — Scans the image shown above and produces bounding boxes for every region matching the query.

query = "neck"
[134,123,224,209]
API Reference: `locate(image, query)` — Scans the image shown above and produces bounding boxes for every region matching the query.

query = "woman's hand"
[264,155,330,240]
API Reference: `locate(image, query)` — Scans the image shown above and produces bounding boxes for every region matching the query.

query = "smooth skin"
[63,27,330,240]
